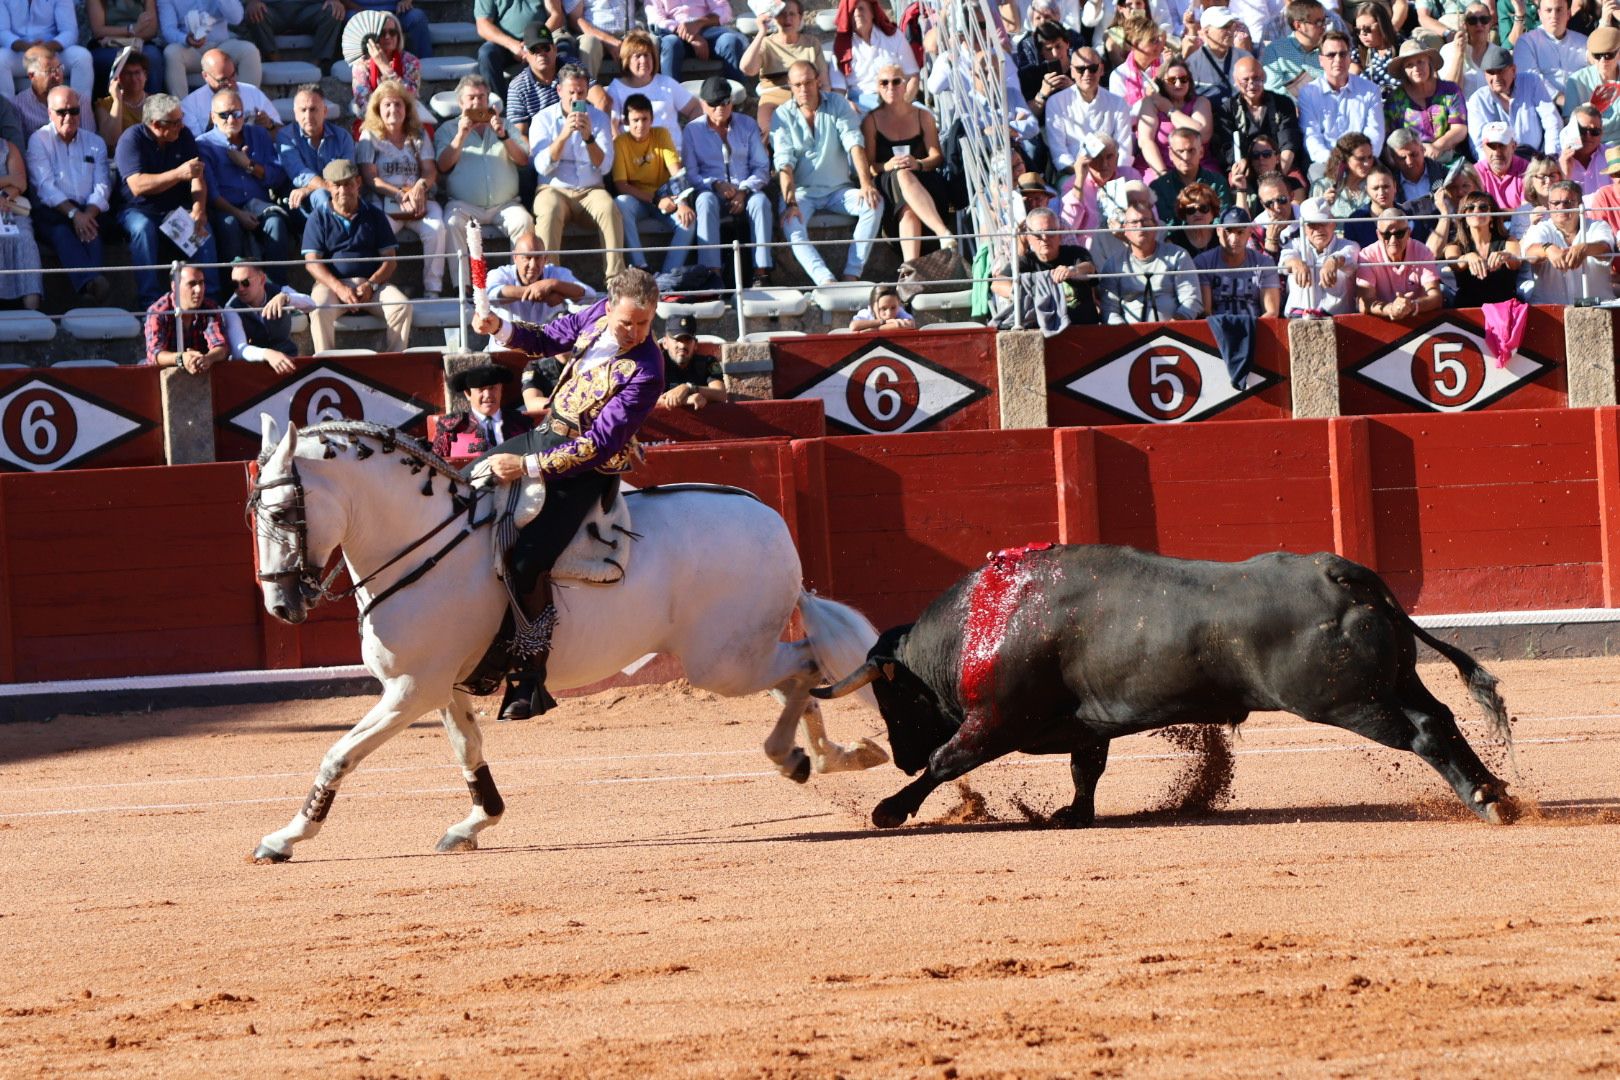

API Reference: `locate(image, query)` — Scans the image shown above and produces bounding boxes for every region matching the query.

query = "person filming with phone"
[437,73,535,267]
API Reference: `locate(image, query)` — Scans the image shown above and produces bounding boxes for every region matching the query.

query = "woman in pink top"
[1107,13,1166,112]
[1135,58,1214,183]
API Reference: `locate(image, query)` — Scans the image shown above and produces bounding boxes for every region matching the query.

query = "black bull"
[812,545,1517,829]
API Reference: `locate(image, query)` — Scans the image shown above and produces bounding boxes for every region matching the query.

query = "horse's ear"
[260,412,281,453]
[265,420,298,474]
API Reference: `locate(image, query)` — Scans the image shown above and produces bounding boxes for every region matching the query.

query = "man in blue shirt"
[275,84,355,230]
[771,61,881,286]
[115,92,221,305]
[301,159,413,352]
[684,75,771,285]
[199,88,293,282]
[529,63,625,278]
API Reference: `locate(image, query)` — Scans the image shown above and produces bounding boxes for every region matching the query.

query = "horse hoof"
[850,738,890,770]
[252,844,291,864]
[436,832,478,853]
[782,748,811,784]
[872,800,907,829]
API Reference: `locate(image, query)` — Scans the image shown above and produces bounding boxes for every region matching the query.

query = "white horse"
[248,417,887,862]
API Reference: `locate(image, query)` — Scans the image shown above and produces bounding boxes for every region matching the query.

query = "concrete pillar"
[996,329,1048,429]
[721,341,774,401]
[159,367,216,464]
[1288,317,1341,418]
[1565,306,1618,408]
[441,351,490,411]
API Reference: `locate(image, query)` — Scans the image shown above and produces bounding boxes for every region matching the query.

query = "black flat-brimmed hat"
[450,363,516,395]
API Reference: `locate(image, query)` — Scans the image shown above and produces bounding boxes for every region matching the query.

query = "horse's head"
[251,416,343,625]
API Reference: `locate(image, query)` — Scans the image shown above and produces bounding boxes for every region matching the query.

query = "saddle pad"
[466,460,635,584]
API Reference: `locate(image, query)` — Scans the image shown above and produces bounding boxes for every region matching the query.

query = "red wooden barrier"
[1045,318,1293,426]
[639,399,825,443]
[0,367,164,472]
[211,353,448,461]
[772,329,999,434]
[1336,307,1567,415]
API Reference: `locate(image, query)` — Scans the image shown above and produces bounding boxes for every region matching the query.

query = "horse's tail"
[797,591,881,712]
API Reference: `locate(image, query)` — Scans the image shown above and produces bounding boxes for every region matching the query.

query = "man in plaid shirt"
[144,265,230,372]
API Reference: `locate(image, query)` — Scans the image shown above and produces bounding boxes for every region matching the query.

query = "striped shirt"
[504,68,560,135]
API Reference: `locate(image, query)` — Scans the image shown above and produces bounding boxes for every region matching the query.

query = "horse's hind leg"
[435,689,505,853]
[253,676,445,863]
[763,642,886,779]
[799,698,888,773]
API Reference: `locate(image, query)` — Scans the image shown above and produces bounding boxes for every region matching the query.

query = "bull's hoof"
[872,798,909,829]
[1049,805,1096,829]
[783,748,812,785]
[436,831,478,853]
[1480,797,1519,826]
[252,843,291,864]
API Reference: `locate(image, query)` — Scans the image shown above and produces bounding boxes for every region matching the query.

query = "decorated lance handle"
[466,220,490,318]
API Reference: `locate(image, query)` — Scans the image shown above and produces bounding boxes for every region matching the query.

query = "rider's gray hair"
[607,267,659,309]
[144,93,181,124]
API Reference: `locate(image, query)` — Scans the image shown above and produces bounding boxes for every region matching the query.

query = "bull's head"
[811,624,959,775]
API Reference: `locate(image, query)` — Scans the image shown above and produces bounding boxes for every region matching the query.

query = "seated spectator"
[1477,121,1529,208]
[486,230,594,328]
[1384,127,1449,203]
[87,0,164,97]
[1385,37,1467,164]
[562,0,634,79]
[1356,208,1443,320]
[159,0,262,100]
[1466,45,1559,158]
[1,1,92,124]
[683,75,772,286]
[862,62,955,261]
[1046,47,1135,173]
[1226,131,1288,212]
[1137,59,1215,183]
[350,13,421,121]
[199,88,292,280]
[1097,204,1202,323]
[475,0,544,99]
[773,61,883,285]
[342,0,432,61]
[1253,169,1300,259]
[1586,145,1620,232]
[1018,172,1058,218]
[1427,158,1483,251]
[1196,206,1281,316]
[1439,1,1497,101]
[1056,132,1141,236]
[849,283,914,330]
[222,260,314,373]
[1215,56,1303,181]
[235,0,343,68]
[0,133,39,310]
[27,86,112,304]
[1510,155,1562,239]
[13,46,63,134]
[1513,0,1586,108]
[301,158,413,353]
[739,0,827,138]
[833,0,918,111]
[1562,105,1608,194]
[144,264,228,371]
[1349,0,1400,94]
[1151,127,1231,225]
[437,74,535,262]
[646,0,749,84]
[1524,178,1614,302]
[658,314,726,408]
[991,205,1100,325]
[432,362,535,457]
[1167,181,1221,256]
[589,30,699,141]
[1088,175,1155,264]
[181,48,279,136]
[504,24,561,143]
[529,63,627,279]
[1443,190,1523,306]
[1279,196,1359,316]
[1261,0,1327,98]
[611,92,700,274]
[116,92,221,305]
[275,84,355,226]
[357,80,447,297]
[1017,18,1077,119]
[1313,131,1376,217]
[1299,31,1385,181]
[1186,6,1251,106]
[1344,166,1404,246]
[95,45,149,148]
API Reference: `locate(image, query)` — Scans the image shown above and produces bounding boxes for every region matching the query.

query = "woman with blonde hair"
[862,61,955,259]
[588,29,700,140]
[1107,12,1167,111]
[351,13,421,122]
[357,80,447,298]
[1510,155,1564,239]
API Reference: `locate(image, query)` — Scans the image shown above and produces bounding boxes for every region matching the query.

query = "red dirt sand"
[1,657,1617,1078]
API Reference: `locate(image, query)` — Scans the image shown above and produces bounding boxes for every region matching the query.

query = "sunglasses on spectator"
[1321,49,1348,59]
[153,117,182,128]
[1252,146,1277,157]
[1182,203,1214,214]
[1462,202,1491,212]
[1380,227,1408,239]
[878,77,905,85]
[231,276,256,289]
[1263,196,1290,207]
[215,108,244,119]
[1165,74,1190,84]
[1356,22,1378,32]
[1465,12,1493,23]
[1595,50,1618,60]
[51,107,76,117]
[1581,125,1603,137]
[1072,62,1101,73]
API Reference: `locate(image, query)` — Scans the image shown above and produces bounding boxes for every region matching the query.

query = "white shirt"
[1298,73,1386,162]
[222,286,316,361]
[601,74,694,143]
[848,27,917,95]
[1513,27,1588,98]
[486,261,597,326]
[1524,216,1616,304]
[1279,234,1360,315]
[1227,0,1286,42]
[1045,84,1134,171]
[25,126,110,211]
[182,82,281,137]
[1466,79,1561,158]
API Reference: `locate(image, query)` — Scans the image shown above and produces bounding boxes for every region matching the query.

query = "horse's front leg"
[253,675,444,863]
[435,689,505,853]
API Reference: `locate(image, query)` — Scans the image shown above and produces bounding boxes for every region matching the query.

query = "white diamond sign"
[0,377,151,472]
[1056,329,1278,423]
[789,342,987,434]
[1347,319,1553,412]
[225,362,431,437]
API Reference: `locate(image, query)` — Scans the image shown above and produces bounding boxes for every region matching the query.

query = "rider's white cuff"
[523,452,541,479]
[493,317,514,344]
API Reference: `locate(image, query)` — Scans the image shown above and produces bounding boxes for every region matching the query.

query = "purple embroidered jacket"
[507,299,665,478]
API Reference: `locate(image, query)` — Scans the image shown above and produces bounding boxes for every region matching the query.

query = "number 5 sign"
[1056,329,1281,424]
[1347,318,1555,412]
[0,375,157,472]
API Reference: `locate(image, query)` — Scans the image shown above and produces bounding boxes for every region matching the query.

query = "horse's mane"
[262,420,467,486]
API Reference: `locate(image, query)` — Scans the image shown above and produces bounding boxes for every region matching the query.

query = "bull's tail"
[797,591,881,712]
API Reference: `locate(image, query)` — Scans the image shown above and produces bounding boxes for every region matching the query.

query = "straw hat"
[1389,37,1443,81]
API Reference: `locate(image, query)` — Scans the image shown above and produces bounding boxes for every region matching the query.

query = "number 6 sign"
[0,375,155,472]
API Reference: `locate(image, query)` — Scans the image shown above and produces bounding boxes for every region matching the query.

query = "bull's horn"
[810,661,880,699]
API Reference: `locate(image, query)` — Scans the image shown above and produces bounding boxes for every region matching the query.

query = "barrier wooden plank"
[1336,307,1567,415]
[0,367,164,472]
[772,329,999,435]
[639,399,826,443]
[1596,408,1620,606]
[1045,319,1293,427]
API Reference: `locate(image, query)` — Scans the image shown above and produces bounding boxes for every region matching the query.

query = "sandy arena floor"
[0,656,1617,1078]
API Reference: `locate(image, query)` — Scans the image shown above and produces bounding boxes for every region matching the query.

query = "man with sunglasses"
[180,49,280,136]
[1561,26,1620,141]
[1561,102,1608,193]
[504,23,561,142]
[1299,30,1385,179]
[115,92,221,305]
[1215,56,1302,180]
[1522,177,1616,302]
[222,261,313,374]
[26,86,112,304]
[1465,45,1560,157]
[1046,46,1134,172]
[1253,172,1300,258]
[1355,208,1442,321]
[198,88,292,281]
[1513,0,1587,108]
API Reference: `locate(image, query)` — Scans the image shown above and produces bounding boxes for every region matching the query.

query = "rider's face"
[608,298,656,350]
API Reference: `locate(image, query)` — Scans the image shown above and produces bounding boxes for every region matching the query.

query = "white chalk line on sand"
[0,735,1599,820]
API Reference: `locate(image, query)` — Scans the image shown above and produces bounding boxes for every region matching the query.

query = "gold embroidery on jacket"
[549,357,644,474]
[537,434,599,474]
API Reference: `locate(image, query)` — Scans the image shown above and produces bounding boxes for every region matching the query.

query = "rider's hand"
[487,453,527,482]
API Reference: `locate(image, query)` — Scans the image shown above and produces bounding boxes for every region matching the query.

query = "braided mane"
[295,420,467,484]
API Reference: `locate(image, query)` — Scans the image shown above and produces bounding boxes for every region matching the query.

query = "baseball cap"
[1299,197,1335,224]
[1481,120,1513,146]
[1201,5,1238,27]
[1481,44,1514,71]
[668,314,698,339]
[699,76,733,106]
[1217,205,1252,226]
[322,158,359,182]
[522,22,553,49]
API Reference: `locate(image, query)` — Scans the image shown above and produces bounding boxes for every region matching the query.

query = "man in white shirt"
[1298,29,1385,174]
[1466,45,1561,157]
[486,231,594,334]
[527,64,625,278]
[26,86,112,302]
[1523,178,1615,302]
[1046,46,1134,172]
[180,48,278,135]
[1512,0,1586,108]
[1279,197,1360,316]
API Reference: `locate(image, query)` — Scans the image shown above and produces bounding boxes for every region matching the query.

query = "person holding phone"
[438,72,534,265]
[529,63,627,278]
